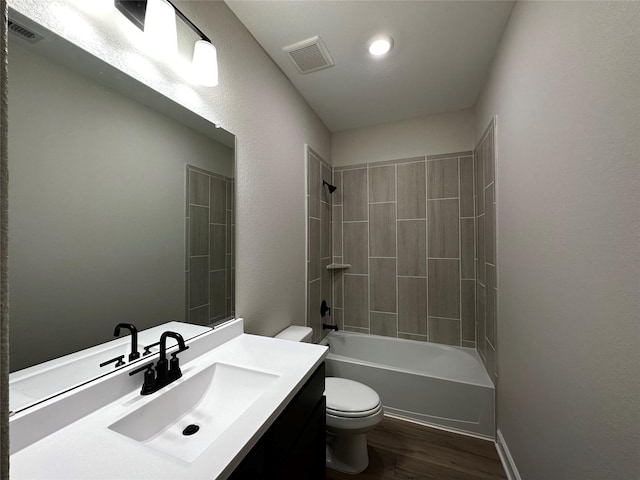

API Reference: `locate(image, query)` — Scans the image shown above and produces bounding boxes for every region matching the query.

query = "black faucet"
[113,323,140,361]
[323,323,339,331]
[156,331,188,381]
[129,331,189,395]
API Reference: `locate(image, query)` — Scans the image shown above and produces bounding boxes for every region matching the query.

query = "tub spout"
[323,323,339,331]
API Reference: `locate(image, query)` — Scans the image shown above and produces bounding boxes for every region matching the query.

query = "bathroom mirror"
[7,11,235,376]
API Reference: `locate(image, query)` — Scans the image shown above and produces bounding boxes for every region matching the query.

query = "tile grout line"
[207,168,211,322]
[305,151,309,331]
[459,156,463,347]
[428,315,464,322]
[425,155,429,343]
[366,166,371,333]
[473,145,480,351]
[395,163,399,338]
[472,149,477,346]
[340,172,345,326]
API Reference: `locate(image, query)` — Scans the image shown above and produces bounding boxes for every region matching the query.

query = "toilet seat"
[326,404,381,418]
[324,377,381,418]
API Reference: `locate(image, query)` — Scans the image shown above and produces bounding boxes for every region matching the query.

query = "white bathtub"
[320,331,495,439]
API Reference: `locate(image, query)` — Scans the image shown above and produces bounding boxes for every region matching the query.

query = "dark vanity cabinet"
[229,363,326,480]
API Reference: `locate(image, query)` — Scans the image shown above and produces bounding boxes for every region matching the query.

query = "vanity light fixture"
[115,0,219,86]
[367,34,394,57]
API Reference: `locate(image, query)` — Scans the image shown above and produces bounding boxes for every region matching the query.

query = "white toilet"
[275,326,384,474]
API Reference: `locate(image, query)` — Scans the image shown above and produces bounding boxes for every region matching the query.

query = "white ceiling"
[226,0,514,132]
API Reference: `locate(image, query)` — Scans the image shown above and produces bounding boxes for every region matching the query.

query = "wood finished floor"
[326,417,507,480]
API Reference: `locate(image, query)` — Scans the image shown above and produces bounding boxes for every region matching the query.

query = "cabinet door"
[230,363,326,480]
[275,397,326,480]
[268,363,325,464]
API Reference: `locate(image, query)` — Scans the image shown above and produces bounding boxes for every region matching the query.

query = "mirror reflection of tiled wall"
[307,148,333,342]
[475,120,497,379]
[331,153,476,347]
[185,165,235,326]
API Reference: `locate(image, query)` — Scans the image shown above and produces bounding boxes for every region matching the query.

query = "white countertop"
[10,325,328,480]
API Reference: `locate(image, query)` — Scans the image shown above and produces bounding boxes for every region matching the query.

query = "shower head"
[323,180,337,193]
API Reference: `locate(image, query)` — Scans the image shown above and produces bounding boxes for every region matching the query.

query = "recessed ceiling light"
[368,34,393,56]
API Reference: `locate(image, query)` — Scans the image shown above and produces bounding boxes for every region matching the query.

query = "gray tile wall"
[185,165,235,326]
[333,152,475,347]
[307,148,333,342]
[475,120,497,380]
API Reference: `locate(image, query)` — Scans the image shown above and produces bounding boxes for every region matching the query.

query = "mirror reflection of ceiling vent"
[283,36,334,74]
[8,19,44,44]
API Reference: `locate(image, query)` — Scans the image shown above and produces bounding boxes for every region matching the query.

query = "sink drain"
[182,424,200,436]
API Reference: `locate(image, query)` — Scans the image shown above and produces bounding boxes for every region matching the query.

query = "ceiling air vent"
[8,19,44,44]
[283,36,334,74]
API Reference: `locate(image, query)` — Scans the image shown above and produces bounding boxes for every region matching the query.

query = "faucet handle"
[143,341,160,356]
[169,351,183,378]
[129,362,154,377]
[320,300,331,318]
[129,362,159,396]
[99,354,125,368]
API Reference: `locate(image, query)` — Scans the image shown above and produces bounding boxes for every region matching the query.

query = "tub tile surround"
[309,148,486,352]
[475,121,497,379]
[186,166,235,326]
[307,148,333,342]
[332,152,476,347]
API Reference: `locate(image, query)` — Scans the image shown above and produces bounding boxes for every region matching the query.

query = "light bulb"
[368,35,394,56]
[192,40,218,87]
[144,0,177,54]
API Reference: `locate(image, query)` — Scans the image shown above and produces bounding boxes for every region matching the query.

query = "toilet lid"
[324,377,380,416]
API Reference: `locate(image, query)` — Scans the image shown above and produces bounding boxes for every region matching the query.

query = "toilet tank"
[275,326,313,343]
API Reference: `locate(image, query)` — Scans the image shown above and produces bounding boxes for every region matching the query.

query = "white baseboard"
[496,429,522,480]
[383,410,494,442]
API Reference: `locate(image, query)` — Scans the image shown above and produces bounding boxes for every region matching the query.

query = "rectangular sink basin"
[109,362,279,463]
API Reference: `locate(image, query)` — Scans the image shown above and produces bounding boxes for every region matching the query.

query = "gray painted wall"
[332,109,475,167]
[476,2,640,478]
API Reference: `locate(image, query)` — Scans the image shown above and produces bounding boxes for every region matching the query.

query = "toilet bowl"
[324,377,383,474]
[275,326,384,474]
